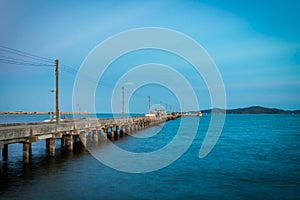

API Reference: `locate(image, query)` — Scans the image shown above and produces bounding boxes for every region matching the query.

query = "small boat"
[43,115,56,122]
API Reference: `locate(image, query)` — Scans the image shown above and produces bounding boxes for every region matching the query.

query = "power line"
[0,59,55,67]
[0,45,55,68]
[0,54,53,64]
[0,45,180,112]
[0,45,53,63]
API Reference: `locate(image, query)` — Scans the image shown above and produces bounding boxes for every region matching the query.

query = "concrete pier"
[0,114,182,163]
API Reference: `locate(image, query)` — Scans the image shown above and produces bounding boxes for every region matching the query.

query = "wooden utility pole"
[122,86,124,118]
[55,59,60,124]
[148,96,150,114]
[166,104,168,114]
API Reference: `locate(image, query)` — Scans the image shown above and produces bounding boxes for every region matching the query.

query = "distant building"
[145,109,163,119]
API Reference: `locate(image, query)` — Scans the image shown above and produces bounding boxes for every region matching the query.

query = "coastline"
[0,111,91,115]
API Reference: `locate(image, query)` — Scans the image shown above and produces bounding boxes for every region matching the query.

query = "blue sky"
[0,0,299,112]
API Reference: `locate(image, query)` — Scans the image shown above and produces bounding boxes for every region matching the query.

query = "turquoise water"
[0,114,299,199]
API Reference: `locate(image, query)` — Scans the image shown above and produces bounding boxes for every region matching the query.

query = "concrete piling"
[93,131,98,143]
[2,144,8,160]
[46,138,55,156]
[61,135,65,147]
[65,135,73,151]
[116,126,120,136]
[111,126,115,138]
[23,142,31,164]
[104,127,108,139]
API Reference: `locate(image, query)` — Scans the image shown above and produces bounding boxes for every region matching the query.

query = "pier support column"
[123,126,127,135]
[121,126,125,135]
[80,132,86,146]
[2,144,8,160]
[87,131,92,141]
[46,138,55,156]
[61,135,65,147]
[93,131,98,143]
[96,127,101,138]
[104,127,108,139]
[119,126,123,135]
[131,125,134,132]
[116,126,120,136]
[111,127,115,138]
[130,125,133,133]
[65,135,73,151]
[23,142,31,164]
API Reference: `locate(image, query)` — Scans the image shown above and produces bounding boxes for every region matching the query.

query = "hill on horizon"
[201,106,300,114]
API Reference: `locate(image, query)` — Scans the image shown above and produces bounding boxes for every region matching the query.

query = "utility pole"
[122,86,124,118]
[55,59,60,124]
[166,103,168,114]
[148,96,150,114]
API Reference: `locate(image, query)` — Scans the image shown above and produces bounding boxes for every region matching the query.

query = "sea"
[0,114,299,199]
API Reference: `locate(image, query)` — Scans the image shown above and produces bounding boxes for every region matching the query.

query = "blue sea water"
[0,114,299,199]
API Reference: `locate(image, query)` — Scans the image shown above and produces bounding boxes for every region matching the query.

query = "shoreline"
[0,111,91,115]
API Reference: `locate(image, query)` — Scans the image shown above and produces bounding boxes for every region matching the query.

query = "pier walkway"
[0,114,181,163]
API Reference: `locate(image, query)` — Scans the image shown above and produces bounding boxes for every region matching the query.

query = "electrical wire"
[0,59,55,67]
[0,45,180,112]
[0,45,55,67]
[0,45,53,63]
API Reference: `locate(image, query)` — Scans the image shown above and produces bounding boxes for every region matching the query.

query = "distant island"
[201,106,300,114]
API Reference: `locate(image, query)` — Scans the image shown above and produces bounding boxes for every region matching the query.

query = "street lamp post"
[49,89,55,121]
